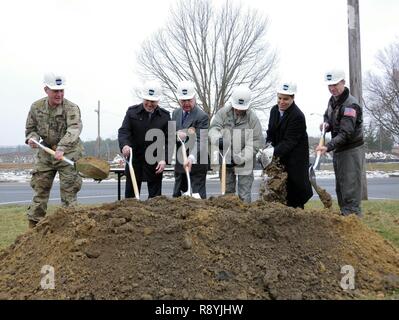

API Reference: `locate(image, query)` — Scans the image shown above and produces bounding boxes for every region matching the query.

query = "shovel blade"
[75,157,110,180]
[183,191,201,199]
[308,164,332,208]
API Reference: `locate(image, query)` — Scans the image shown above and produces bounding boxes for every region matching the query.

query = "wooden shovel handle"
[30,139,74,166]
[221,158,226,195]
[128,148,140,200]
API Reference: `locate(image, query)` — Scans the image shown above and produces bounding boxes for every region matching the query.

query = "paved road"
[1,177,398,206]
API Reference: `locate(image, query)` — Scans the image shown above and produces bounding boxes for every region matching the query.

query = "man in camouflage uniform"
[25,72,83,228]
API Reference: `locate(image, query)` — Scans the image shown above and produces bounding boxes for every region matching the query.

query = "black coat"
[266,102,313,207]
[118,103,170,182]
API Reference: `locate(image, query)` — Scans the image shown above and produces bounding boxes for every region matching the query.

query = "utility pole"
[94,100,101,157]
[347,0,368,200]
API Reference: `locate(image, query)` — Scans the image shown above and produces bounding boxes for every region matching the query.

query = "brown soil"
[259,159,287,204]
[314,185,333,209]
[0,195,398,300]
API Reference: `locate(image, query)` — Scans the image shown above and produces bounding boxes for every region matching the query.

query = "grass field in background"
[0,200,398,250]
[0,205,57,250]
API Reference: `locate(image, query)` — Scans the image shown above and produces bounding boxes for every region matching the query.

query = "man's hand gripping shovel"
[30,138,109,181]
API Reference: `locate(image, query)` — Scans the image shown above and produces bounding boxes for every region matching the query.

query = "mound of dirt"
[0,196,398,300]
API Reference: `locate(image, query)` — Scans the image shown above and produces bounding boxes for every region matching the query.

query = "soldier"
[25,72,84,228]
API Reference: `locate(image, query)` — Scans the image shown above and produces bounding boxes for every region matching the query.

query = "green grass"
[0,205,58,250]
[306,200,399,247]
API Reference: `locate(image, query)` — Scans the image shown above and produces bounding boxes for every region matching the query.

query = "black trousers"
[173,171,207,199]
[124,165,162,199]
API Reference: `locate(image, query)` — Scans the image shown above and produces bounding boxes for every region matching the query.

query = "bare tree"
[364,41,399,142]
[137,0,277,118]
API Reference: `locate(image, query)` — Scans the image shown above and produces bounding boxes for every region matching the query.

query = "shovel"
[31,139,109,180]
[219,146,230,195]
[126,147,140,200]
[309,124,332,208]
[177,134,201,199]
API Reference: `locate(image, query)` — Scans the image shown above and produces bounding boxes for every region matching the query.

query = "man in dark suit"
[172,80,209,199]
[118,80,170,199]
[266,82,313,209]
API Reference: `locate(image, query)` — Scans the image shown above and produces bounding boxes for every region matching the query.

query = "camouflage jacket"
[25,97,83,153]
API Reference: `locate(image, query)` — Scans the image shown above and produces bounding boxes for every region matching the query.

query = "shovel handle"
[220,146,230,195]
[128,148,140,200]
[177,135,193,196]
[318,123,327,147]
[313,124,327,169]
[221,160,226,195]
[30,139,74,166]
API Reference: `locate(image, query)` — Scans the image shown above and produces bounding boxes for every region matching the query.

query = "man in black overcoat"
[118,80,171,199]
[266,82,313,208]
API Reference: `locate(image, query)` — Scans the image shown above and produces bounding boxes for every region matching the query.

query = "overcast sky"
[0,0,398,147]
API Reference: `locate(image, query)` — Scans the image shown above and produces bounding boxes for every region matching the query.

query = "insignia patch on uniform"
[344,108,356,118]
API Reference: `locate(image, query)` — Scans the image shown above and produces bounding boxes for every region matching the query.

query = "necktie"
[182,111,189,125]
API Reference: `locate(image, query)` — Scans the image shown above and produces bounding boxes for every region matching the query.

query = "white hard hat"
[231,86,251,110]
[141,80,162,101]
[43,72,66,90]
[277,81,297,95]
[176,80,196,100]
[324,69,345,85]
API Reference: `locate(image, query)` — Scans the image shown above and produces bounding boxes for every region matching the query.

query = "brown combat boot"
[28,220,38,229]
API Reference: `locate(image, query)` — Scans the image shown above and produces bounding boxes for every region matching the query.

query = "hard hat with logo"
[277,81,297,95]
[43,72,66,90]
[176,80,196,100]
[324,69,345,85]
[141,80,162,101]
[231,86,252,110]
